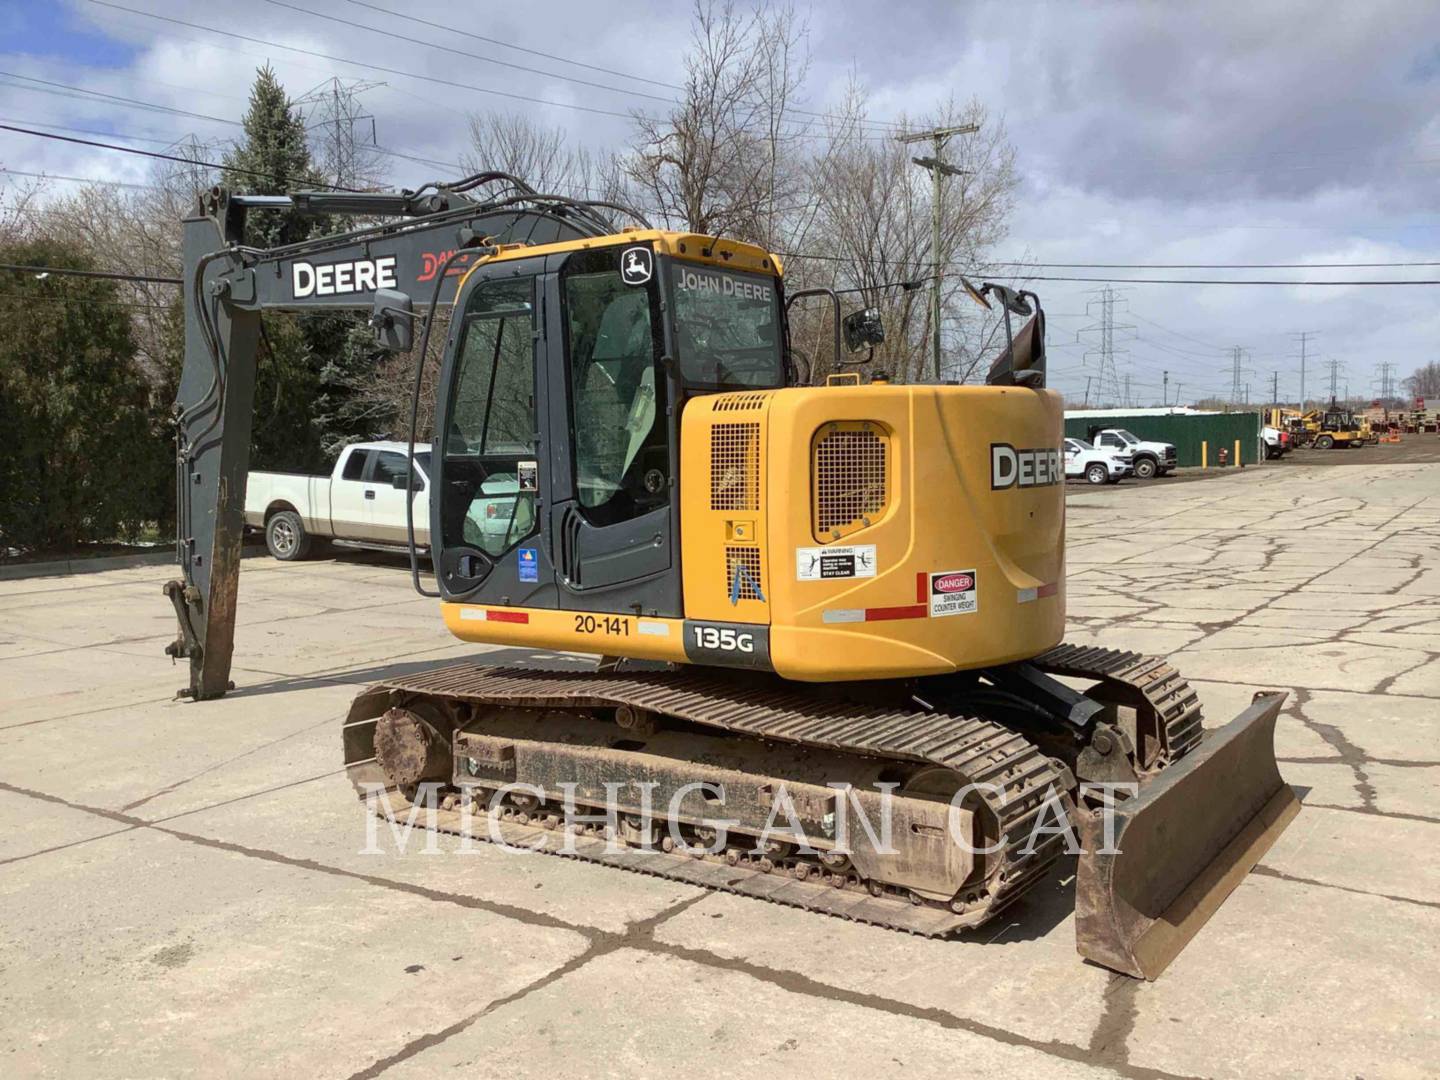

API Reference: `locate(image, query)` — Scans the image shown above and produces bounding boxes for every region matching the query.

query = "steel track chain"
[351,665,1070,931]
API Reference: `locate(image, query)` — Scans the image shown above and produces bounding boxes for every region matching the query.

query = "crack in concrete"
[1286,688,1378,811]
[0,775,1199,1080]
[344,893,712,1080]
[1251,864,1440,911]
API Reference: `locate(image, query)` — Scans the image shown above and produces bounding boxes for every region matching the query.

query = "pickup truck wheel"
[1132,457,1157,480]
[266,510,312,561]
[1086,463,1109,485]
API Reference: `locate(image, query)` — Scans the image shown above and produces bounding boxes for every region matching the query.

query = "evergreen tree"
[220,65,367,471]
[0,238,164,552]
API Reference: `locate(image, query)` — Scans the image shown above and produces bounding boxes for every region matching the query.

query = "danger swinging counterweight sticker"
[929,569,978,617]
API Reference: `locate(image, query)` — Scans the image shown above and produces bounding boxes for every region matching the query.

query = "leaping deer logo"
[622,247,652,284]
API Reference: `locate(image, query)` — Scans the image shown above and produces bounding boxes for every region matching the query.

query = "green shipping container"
[1062,411,1263,468]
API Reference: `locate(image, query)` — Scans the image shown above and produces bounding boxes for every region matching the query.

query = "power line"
[87,0,896,140]
[985,257,1440,269]
[331,0,909,134]
[0,122,359,192]
[0,71,238,129]
[342,0,682,90]
[262,0,680,105]
[0,262,181,285]
[1,166,150,190]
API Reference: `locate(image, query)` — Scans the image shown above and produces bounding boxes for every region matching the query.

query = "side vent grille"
[725,546,764,602]
[711,422,760,511]
[713,392,770,413]
[813,422,888,541]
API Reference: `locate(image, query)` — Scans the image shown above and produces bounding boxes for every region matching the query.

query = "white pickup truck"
[245,441,432,560]
[1083,428,1177,479]
[1064,437,1132,485]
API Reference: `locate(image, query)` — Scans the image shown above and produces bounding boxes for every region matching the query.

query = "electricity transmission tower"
[1375,361,1396,401]
[297,77,385,190]
[1229,346,1251,405]
[1290,331,1319,411]
[898,123,979,380]
[1079,286,1131,406]
[1326,359,1343,402]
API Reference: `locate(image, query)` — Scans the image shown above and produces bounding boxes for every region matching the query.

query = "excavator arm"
[165,183,619,700]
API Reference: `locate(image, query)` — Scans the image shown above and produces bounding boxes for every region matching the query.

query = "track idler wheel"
[374,705,452,799]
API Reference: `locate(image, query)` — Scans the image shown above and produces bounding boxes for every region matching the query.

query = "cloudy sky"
[4,0,1439,406]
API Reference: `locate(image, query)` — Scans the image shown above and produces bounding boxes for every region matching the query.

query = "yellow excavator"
[166,176,1297,980]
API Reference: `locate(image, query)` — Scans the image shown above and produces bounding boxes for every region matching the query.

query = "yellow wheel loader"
[166,177,1297,980]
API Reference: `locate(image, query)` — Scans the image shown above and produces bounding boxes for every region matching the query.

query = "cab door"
[542,243,681,617]
[432,260,555,604]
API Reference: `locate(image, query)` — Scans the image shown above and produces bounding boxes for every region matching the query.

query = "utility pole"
[1083,375,1093,408]
[1271,370,1279,405]
[1327,358,1341,402]
[1163,369,1169,407]
[1122,372,1132,408]
[1244,382,1250,406]
[899,122,979,380]
[1174,382,1182,407]
[1230,346,1245,404]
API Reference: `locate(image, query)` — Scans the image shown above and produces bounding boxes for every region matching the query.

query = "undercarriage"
[343,645,1296,976]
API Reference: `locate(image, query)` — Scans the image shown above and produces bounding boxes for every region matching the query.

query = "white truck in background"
[244,441,431,560]
[1082,427,1177,479]
[1063,437,1133,485]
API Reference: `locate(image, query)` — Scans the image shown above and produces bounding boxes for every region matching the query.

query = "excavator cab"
[429,236,786,614]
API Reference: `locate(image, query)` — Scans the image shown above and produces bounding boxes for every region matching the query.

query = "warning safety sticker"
[929,569,978,617]
[796,544,877,581]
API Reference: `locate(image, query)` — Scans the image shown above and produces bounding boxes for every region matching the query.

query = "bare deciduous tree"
[622,0,809,244]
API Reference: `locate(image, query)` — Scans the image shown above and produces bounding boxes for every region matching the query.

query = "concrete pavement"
[2,462,1437,1079]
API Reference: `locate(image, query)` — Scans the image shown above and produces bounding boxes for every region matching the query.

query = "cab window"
[441,277,538,558]
[563,247,668,527]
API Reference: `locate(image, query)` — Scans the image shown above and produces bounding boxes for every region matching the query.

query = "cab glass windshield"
[669,262,783,390]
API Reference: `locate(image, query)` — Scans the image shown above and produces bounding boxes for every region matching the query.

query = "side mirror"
[370,287,414,353]
[842,308,885,352]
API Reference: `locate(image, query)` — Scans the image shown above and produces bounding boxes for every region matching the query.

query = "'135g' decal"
[684,621,771,670]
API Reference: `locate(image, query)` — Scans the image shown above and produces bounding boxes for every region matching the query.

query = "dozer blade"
[1075,690,1300,979]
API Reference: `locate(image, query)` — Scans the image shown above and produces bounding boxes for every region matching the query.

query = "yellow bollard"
[1234,439,1242,468]
[1201,440,1208,468]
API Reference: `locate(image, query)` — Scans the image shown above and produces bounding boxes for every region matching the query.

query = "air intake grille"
[725,546,764,602]
[711,422,760,511]
[814,423,888,540]
[713,392,770,412]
